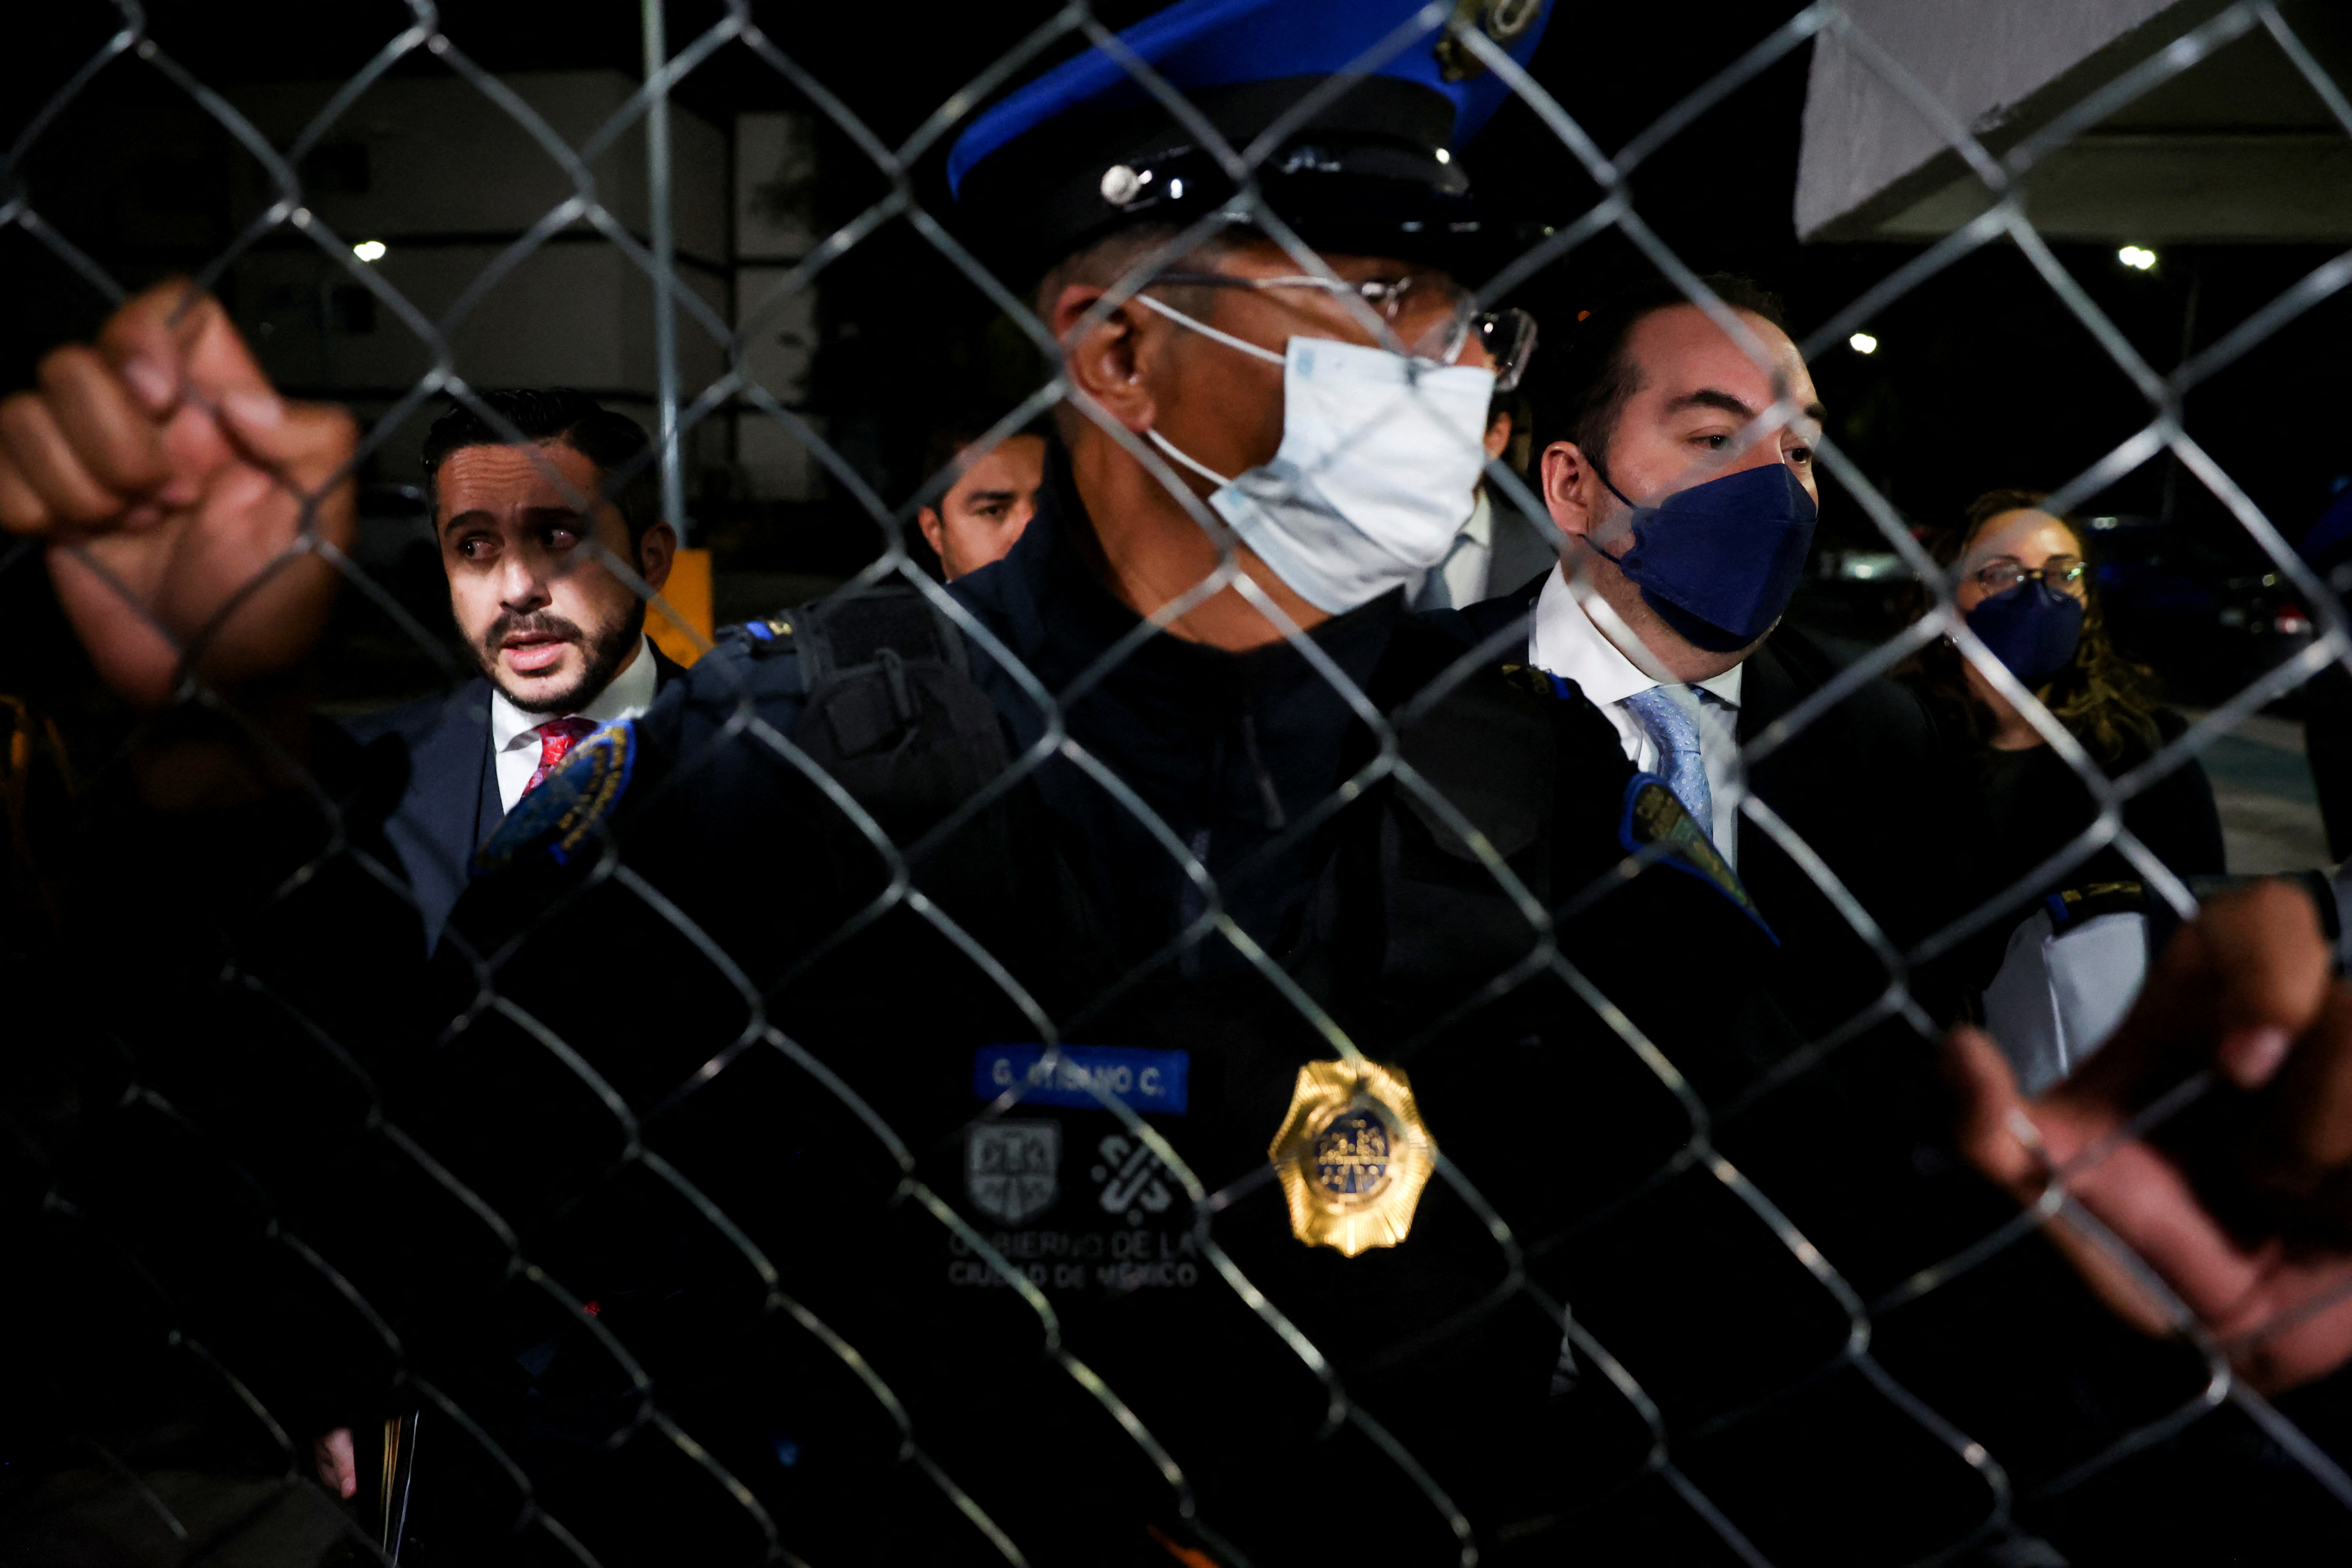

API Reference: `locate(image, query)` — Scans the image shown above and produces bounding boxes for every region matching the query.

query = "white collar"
[489,634,661,751]
[1527,565,1744,708]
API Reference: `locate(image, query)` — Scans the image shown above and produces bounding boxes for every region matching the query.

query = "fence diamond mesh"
[6,2,2352,1565]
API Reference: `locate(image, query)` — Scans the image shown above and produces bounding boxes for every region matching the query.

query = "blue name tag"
[973,1045,1190,1115]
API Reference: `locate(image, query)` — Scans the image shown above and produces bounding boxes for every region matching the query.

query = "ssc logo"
[1090,1132,1176,1225]
[1268,1060,1437,1257]
[1312,1108,1393,1200]
[965,1120,1060,1225]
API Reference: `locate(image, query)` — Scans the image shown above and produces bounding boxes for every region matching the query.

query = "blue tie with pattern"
[1621,685,1713,839]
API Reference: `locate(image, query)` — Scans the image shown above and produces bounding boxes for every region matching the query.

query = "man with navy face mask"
[1465,275,1958,1033]
[1508,276,1824,864]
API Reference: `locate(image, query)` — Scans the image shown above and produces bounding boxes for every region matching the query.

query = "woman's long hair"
[1905,488,2165,765]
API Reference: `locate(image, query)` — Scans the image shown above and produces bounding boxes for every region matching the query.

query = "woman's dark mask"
[1964,579,2085,686]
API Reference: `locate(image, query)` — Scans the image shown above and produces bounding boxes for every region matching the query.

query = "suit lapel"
[476,701,505,843]
[374,678,496,951]
[1458,570,1549,647]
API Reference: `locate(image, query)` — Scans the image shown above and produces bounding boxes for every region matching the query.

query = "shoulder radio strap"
[779,583,1011,836]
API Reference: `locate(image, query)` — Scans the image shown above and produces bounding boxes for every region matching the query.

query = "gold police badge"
[1268,1060,1437,1257]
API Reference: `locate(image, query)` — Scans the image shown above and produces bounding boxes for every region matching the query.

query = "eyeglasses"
[1148,270,1538,392]
[1973,554,2088,596]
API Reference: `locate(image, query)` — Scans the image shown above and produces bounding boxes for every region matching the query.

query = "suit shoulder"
[1754,625,1932,729]
[1456,573,1547,646]
[336,680,490,748]
[1752,623,1855,690]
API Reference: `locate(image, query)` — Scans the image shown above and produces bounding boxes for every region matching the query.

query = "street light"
[2117,245,2157,271]
[352,239,387,262]
[1849,331,1879,355]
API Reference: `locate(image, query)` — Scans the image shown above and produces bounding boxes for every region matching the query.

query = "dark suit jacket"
[1482,497,1559,603]
[1455,576,1958,1034]
[340,642,686,950]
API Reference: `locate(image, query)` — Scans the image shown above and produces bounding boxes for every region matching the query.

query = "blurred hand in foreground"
[0,280,355,708]
[1951,879,2352,1393]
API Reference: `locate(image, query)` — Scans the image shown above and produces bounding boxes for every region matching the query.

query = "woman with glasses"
[1904,488,2223,990]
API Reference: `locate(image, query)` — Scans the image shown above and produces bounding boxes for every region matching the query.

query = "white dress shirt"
[1526,566,1746,865]
[488,635,661,813]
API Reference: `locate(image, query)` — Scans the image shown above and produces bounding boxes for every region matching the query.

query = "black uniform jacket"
[55,455,2352,1568]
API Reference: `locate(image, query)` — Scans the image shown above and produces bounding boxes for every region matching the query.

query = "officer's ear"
[1540,440,1601,548]
[1051,285,1156,432]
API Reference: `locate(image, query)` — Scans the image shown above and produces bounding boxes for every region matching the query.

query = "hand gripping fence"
[6,2,2352,1565]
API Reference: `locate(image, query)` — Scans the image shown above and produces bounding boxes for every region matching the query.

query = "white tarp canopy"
[1796,0,2352,242]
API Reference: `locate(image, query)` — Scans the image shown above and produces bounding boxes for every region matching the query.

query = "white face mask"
[1135,293,1496,615]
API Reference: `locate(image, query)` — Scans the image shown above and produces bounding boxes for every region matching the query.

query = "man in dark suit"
[343,389,686,952]
[1460,276,1957,1044]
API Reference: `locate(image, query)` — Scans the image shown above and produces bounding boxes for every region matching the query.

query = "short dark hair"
[420,389,661,546]
[1525,273,1789,479]
[921,418,1048,493]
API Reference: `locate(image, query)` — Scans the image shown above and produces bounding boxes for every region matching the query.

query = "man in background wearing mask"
[1468,275,1956,1035]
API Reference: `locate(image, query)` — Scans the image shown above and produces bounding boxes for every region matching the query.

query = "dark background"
[3,0,2347,694]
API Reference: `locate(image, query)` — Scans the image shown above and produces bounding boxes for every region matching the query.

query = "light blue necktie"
[1621,685,1713,838]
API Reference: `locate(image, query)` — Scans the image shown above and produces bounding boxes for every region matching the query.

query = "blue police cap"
[949,0,1553,279]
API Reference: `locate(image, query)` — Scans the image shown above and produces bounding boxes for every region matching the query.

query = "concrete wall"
[732,113,823,502]
[219,77,842,506]
[222,71,732,499]
[230,70,727,263]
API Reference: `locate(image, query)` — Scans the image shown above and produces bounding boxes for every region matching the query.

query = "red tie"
[524,717,600,796]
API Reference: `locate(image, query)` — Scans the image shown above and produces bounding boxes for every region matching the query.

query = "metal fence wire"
[7,1,2352,1565]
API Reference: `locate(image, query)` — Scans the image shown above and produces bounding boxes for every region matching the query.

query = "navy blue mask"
[1599,464,1819,652]
[1965,580,2084,686]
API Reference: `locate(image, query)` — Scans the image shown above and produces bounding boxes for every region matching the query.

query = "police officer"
[13,5,2352,1568]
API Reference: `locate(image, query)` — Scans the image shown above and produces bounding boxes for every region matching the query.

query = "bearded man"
[347,389,683,947]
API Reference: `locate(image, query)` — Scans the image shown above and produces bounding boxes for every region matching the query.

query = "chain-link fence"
[7,1,2352,1564]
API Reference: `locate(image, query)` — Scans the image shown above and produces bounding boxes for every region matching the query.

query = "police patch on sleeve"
[1268,1059,1437,1258]
[473,720,638,874]
[1618,773,1777,945]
